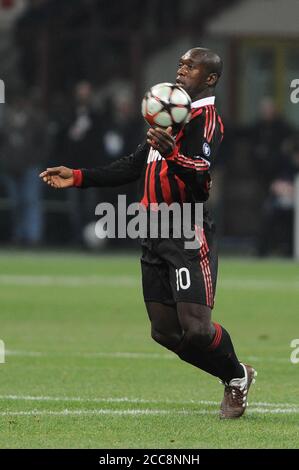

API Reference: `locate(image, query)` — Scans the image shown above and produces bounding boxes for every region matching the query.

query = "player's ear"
[166,127,172,135]
[207,73,218,87]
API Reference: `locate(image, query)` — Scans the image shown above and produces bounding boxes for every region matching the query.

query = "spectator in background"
[0,93,47,246]
[47,92,71,168]
[101,91,144,204]
[102,92,144,162]
[251,97,292,188]
[251,97,293,255]
[257,137,299,257]
[79,89,144,249]
[14,0,50,89]
[63,80,103,246]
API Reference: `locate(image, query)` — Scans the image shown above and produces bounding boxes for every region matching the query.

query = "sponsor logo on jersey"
[147,148,165,163]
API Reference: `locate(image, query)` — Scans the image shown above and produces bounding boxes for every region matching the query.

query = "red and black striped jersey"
[74,96,224,207]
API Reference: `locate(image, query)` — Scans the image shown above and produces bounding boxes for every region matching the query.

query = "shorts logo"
[203,142,211,157]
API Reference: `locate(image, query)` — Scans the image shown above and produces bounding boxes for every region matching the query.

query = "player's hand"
[39,166,74,189]
[147,126,175,157]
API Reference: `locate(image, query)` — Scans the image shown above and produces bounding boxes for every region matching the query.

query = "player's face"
[176,51,211,99]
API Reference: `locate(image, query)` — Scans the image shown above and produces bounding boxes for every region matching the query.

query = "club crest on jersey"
[147,147,165,163]
[203,142,211,157]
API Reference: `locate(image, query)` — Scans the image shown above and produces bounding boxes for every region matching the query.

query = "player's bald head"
[186,47,223,84]
[177,47,223,98]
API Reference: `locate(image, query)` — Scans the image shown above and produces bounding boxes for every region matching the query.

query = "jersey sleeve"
[165,108,223,200]
[77,141,149,188]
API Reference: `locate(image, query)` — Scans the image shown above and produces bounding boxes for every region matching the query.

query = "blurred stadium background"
[0,0,299,256]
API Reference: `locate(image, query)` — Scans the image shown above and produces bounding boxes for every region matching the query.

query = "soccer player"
[40,47,256,419]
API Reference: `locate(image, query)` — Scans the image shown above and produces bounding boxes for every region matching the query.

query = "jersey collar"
[191,96,215,108]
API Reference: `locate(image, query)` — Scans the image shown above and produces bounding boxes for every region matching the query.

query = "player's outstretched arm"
[39,141,149,190]
[39,166,74,189]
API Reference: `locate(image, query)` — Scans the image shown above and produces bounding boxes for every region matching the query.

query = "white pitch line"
[0,275,139,287]
[0,407,298,417]
[0,395,298,410]
[80,353,289,364]
[220,279,299,290]
[0,395,219,407]
[0,409,215,417]
[5,349,292,364]
[79,351,174,360]
[5,350,44,357]
[5,350,175,360]
[243,356,290,364]
[251,401,299,409]
[0,275,299,290]
[244,408,299,414]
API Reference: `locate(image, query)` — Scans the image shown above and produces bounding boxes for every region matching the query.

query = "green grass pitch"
[0,250,298,448]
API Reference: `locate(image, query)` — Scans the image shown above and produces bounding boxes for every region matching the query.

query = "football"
[141,82,191,128]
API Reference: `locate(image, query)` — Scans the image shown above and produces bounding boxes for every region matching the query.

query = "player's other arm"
[40,141,149,189]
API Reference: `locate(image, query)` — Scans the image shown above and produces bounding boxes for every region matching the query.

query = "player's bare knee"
[151,328,181,351]
[184,322,213,349]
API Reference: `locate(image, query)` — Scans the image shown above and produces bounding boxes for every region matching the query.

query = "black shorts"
[140,223,218,308]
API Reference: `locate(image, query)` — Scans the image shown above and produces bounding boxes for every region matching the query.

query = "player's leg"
[140,237,183,350]
[175,300,257,419]
[145,301,182,351]
[166,228,256,418]
[141,238,225,376]
[141,238,221,375]
[157,228,245,383]
[145,301,229,377]
[175,302,244,384]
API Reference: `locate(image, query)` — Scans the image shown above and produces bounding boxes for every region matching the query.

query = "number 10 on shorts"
[176,268,191,291]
